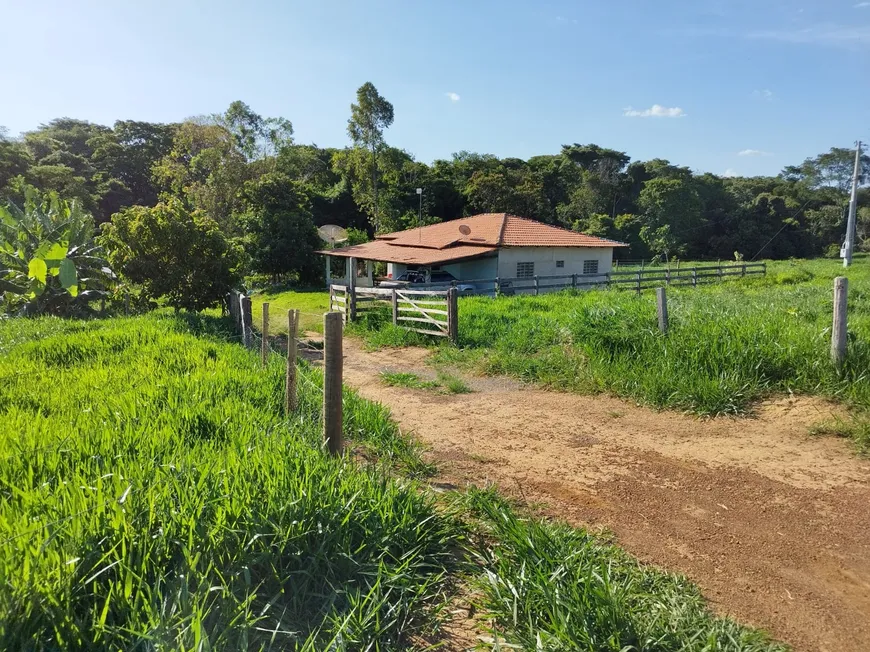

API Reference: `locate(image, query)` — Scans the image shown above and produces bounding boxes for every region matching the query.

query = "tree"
[99,198,243,311]
[347,82,394,230]
[152,120,248,232]
[637,177,702,259]
[1,189,113,316]
[239,173,321,283]
[782,147,870,193]
[218,101,293,161]
[0,128,32,196]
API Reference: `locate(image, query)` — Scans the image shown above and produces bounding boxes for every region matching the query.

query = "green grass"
[380,370,472,394]
[446,257,870,417]
[380,371,440,390]
[459,487,786,652]
[250,288,330,335]
[0,313,451,649]
[0,313,792,650]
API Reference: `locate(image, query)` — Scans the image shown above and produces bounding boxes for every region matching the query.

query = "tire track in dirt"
[333,338,870,652]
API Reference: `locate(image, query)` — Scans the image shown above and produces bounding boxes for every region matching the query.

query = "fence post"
[447,287,459,345]
[495,277,500,296]
[391,289,398,325]
[329,285,334,312]
[323,311,343,455]
[572,273,577,289]
[286,309,298,414]
[692,268,698,288]
[635,271,641,295]
[348,286,357,322]
[261,302,270,366]
[831,277,848,366]
[718,263,723,282]
[241,296,253,348]
[656,287,669,334]
[741,263,746,277]
[762,262,766,277]
[666,268,671,285]
[534,275,539,295]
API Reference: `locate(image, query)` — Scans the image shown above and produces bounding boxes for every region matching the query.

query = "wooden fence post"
[348,286,357,322]
[635,271,641,295]
[391,289,398,325]
[241,296,253,348]
[261,302,270,366]
[656,287,669,334]
[741,263,746,277]
[495,277,500,296]
[534,275,539,295]
[323,311,343,455]
[831,277,848,365]
[447,287,459,345]
[286,309,298,414]
[718,263,723,281]
[572,273,577,289]
[328,285,334,312]
[692,268,698,288]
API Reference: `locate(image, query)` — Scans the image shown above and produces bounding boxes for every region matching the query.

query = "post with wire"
[286,309,298,414]
[323,311,344,455]
[261,302,270,366]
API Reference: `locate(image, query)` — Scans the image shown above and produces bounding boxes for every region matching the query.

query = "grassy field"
[250,287,330,335]
[349,256,870,451]
[0,313,787,650]
[0,313,450,649]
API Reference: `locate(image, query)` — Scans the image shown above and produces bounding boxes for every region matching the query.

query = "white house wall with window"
[497,246,612,281]
[318,213,627,289]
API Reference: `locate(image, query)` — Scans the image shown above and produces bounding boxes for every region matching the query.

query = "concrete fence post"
[323,311,344,455]
[656,287,669,334]
[391,289,398,325]
[241,295,253,348]
[831,277,848,365]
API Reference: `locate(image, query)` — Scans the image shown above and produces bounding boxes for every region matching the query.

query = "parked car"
[379,269,477,293]
[379,271,426,288]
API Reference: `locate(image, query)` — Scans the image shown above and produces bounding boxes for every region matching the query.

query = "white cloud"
[753,89,774,101]
[622,104,687,118]
[445,92,461,103]
[723,168,739,178]
[855,2,870,7]
[738,149,773,157]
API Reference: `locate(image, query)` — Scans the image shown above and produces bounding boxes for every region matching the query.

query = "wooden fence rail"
[330,285,458,343]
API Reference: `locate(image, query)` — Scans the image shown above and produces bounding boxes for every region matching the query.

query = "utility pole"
[843,141,862,268]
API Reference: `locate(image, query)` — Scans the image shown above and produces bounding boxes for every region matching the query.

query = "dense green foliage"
[99,199,244,311]
[461,488,785,652]
[3,87,868,298]
[0,191,112,316]
[0,313,453,649]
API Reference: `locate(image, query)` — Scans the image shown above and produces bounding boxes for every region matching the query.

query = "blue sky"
[2,0,868,177]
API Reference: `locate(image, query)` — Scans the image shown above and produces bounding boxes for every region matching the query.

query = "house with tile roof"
[320,213,627,290]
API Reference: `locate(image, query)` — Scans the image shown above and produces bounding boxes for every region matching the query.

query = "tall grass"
[460,488,786,652]
[427,259,870,420]
[0,314,454,650]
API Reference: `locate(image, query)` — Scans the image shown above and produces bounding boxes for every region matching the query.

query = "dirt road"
[328,337,870,652]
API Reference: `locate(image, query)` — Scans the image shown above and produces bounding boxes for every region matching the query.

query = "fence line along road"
[342,261,765,299]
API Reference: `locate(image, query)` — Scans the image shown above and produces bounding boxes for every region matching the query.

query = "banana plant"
[0,189,115,316]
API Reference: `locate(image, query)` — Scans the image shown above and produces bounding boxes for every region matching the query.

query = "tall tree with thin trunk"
[347,82,394,231]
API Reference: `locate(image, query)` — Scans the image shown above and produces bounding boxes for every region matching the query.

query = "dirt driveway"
[325,337,870,652]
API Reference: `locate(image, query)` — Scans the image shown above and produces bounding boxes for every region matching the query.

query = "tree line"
[1,82,868,313]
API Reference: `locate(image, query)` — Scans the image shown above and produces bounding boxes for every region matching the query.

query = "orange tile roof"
[319,213,626,264]
[321,239,498,265]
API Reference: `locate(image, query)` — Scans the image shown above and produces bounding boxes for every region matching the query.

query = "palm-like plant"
[0,189,114,316]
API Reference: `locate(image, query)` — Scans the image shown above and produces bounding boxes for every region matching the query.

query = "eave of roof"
[318,241,498,266]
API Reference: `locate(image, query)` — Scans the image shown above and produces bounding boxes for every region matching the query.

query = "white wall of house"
[439,256,498,280]
[497,247,613,281]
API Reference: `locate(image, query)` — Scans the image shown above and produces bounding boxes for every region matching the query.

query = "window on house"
[556,260,565,268]
[583,259,599,275]
[516,262,534,278]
